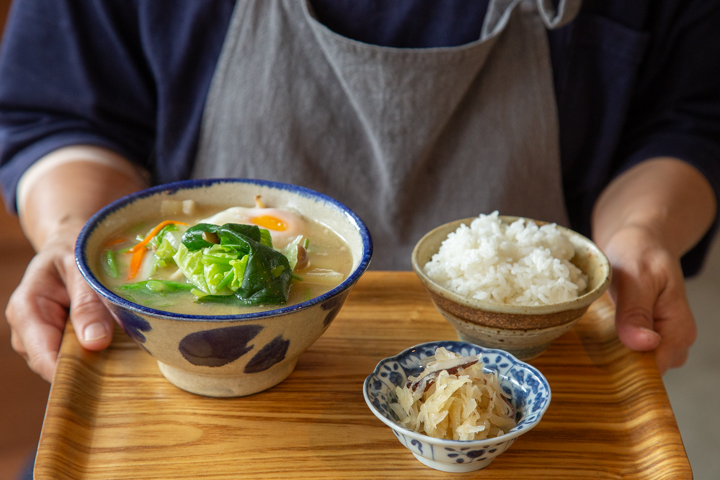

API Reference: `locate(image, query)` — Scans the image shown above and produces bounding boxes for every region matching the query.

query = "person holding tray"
[0,0,718,390]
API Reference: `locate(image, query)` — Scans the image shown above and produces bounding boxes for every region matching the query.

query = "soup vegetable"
[98,196,353,314]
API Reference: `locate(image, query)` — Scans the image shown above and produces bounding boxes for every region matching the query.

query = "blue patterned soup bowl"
[76,178,372,397]
[363,341,551,473]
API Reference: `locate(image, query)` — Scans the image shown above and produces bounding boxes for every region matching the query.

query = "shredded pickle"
[390,347,516,441]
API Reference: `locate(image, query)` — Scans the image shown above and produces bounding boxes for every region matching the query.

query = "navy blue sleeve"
[0,0,156,212]
[613,1,720,275]
[554,0,720,276]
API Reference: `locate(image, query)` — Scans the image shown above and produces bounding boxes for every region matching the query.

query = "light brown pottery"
[411,216,611,360]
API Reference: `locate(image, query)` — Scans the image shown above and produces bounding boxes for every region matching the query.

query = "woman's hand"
[6,222,116,381]
[592,157,716,374]
[600,225,696,374]
[5,148,148,381]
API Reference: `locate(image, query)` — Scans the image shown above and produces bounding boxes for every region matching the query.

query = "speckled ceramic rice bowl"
[412,216,611,360]
[76,178,372,397]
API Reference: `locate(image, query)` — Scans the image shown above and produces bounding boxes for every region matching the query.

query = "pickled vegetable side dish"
[391,347,516,440]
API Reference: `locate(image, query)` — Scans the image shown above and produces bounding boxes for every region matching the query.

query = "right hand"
[600,225,697,374]
[6,223,115,382]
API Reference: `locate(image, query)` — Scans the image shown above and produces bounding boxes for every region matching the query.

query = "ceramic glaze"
[244,335,290,374]
[321,291,349,327]
[109,304,153,344]
[178,324,264,367]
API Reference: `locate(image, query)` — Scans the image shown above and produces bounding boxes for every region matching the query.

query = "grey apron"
[193,0,581,270]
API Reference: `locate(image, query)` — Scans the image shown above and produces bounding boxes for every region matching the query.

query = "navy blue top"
[1,0,720,275]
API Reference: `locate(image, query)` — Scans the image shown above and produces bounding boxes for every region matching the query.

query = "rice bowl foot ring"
[412,452,496,472]
[157,359,298,397]
[439,307,583,361]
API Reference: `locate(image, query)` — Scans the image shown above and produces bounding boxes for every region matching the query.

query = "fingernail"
[638,327,662,342]
[83,323,107,342]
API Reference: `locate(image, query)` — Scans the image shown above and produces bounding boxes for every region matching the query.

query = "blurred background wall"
[0,7,52,480]
[0,212,46,480]
[0,0,50,459]
[664,239,720,480]
[0,1,717,479]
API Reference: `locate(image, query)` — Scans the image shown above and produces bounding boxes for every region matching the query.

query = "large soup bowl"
[76,178,372,397]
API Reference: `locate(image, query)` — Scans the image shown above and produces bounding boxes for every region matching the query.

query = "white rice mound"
[423,212,588,306]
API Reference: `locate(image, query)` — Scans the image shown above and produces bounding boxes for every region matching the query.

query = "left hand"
[601,225,697,374]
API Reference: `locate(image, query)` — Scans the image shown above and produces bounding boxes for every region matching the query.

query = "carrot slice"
[127,247,147,280]
[127,220,188,253]
[103,238,126,247]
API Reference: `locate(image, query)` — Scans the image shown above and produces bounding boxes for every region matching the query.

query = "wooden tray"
[35,272,691,479]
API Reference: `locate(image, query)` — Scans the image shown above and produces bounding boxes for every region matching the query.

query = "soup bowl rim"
[75,178,373,322]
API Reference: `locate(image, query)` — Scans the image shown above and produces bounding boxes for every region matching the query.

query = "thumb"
[611,267,662,352]
[65,259,115,350]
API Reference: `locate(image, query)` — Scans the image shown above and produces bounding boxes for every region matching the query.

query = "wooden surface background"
[35,272,691,479]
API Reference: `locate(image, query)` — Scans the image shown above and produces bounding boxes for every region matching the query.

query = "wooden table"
[35,272,692,479]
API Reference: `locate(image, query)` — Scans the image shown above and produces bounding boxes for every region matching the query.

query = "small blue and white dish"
[76,178,372,397]
[363,341,551,473]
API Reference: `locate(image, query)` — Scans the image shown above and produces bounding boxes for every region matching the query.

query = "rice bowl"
[411,215,611,359]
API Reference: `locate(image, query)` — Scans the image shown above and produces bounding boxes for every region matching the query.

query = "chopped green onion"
[191,288,209,298]
[202,254,234,265]
[118,280,193,294]
[145,280,166,292]
[150,224,179,249]
[103,250,119,278]
[259,228,273,248]
[271,265,285,278]
[215,269,235,291]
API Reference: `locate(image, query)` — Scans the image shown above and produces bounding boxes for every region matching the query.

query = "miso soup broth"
[97,200,354,315]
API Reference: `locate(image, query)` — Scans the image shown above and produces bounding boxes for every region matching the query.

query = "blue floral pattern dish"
[363,341,551,473]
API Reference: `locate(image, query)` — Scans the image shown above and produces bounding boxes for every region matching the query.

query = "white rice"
[423,212,588,306]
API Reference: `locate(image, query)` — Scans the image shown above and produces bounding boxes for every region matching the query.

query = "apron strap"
[482,0,521,40]
[537,0,582,29]
[482,0,581,40]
